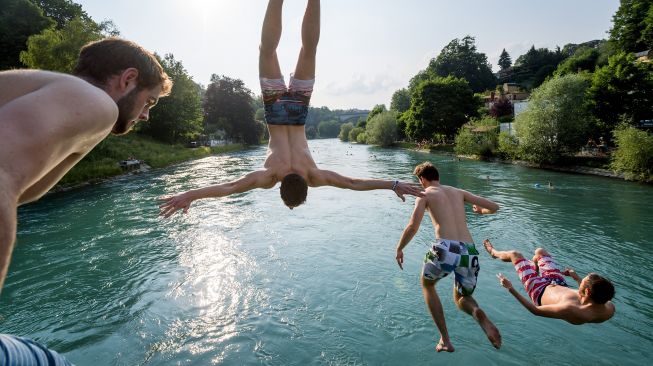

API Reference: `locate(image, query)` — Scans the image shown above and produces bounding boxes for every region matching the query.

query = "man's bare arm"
[498,273,572,319]
[562,268,582,284]
[159,170,276,218]
[463,190,499,214]
[395,197,427,270]
[314,169,424,201]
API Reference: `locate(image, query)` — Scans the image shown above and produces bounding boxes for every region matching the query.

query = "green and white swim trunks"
[423,238,480,296]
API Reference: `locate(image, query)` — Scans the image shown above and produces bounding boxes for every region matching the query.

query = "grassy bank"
[57,134,247,187]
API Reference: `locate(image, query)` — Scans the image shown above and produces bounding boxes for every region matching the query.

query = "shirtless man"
[0,38,171,363]
[395,162,501,352]
[158,0,421,217]
[483,239,615,324]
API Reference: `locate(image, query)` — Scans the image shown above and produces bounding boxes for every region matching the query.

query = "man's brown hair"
[586,273,615,304]
[73,37,172,95]
[280,173,308,209]
[413,162,440,181]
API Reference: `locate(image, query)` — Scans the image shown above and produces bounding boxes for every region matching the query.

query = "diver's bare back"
[0,70,117,202]
[424,185,474,243]
[265,124,319,184]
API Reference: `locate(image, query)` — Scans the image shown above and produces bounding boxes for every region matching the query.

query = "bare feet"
[473,308,502,349]
[483,239,497,258]
[436,337,455,353]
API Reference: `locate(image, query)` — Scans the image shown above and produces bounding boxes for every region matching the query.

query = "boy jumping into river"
[158,0,422,216]
[483,239,615,324]
[395,162,501,352]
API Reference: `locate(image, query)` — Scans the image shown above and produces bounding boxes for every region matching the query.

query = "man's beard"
[112,88,141,135]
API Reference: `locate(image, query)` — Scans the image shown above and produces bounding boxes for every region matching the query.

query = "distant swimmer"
[394,162,501,352]
[159,0,423,216]
[483,239,615,324]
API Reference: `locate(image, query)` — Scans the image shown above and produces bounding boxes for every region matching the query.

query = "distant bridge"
[337,111,369,123]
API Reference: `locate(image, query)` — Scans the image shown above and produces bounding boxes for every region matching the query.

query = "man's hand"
[393,182,424,202]
[396,249,404,270]
[562,268,575,277]
[497,273,513,289]
[159,192,194,218]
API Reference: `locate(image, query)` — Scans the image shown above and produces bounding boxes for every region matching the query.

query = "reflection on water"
[3,139,652,365]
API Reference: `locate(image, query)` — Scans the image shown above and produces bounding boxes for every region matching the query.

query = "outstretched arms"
[395,197,427,269]
[497,273,573,320]
[159,170,276,218]
[314,169,424,201]
[464,190,499,214]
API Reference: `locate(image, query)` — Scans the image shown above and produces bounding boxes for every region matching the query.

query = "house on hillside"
[635,50,651,63]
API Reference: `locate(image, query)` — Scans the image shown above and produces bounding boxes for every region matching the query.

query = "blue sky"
[76,0,620,110]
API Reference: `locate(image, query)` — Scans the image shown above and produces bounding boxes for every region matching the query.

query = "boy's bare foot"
[436,337,455,353]
[483,239,497,258]
[473,308,502,349]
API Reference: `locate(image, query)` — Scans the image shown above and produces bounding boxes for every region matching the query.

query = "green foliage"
[554,47,600,76]
[31,0,89,28]
[138,54,203,144]
[498,45,566,88]
[19,16,108,72]
[317,120,340,138]
[59,133,245,186]
[609,0,653,52]
[349,127,365,143]
[516,74,595,163]
[497,131,521,160]
[204,74,262,145]
[428,36,497,93]
[390,88,411,113]
[453,118,498,157]
[498,49,512,70]
[587,51,653,138]
[0,0,54,69]
[403,76,480,140]
[610,124,653,182]
[356,131,367,144]
[365,111,398,147]
[367,104,387,122]
[489,97,513,119]
[339,122,354,142]
[305,125,317,139]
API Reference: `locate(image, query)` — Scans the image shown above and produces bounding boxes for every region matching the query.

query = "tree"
[366,111,398,147]
[587,51,653,139]
[390,88,411,113]
[31,0,89,29]
[511,45,566,89]
[19,17,113,72]
[138,54,203,144]
[554,46,600,76]
[204,74,262,145]
[366,104,387,122]
[609,0,653,52]
[428,36,497,93]
[0,0,54,69]
[489,97,513,120]
[403,76,480,140]
[498,49,512,70]
[338,122,354,142]
[349,127,365,143]
[515,74,595,163]
[317,120,340,138]
[610,124,653,182]
[305,125,317,139]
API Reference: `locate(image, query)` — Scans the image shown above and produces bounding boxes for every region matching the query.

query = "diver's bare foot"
[483,239,497,258]
[436,337,455,353]
[474,308,501,349]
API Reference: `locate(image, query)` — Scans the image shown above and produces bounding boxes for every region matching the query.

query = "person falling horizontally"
[483,239,615,324]
[159,0,423,217]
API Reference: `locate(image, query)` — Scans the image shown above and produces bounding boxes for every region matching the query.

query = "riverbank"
[52,134,249,192]
[395,141,635,181]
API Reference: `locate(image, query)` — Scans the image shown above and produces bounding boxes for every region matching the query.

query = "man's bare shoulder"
[1,69,117,124]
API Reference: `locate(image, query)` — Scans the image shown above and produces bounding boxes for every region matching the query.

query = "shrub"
[454,117,498,158]
[339,122,354,142]
[365,111,398,146]
[497,131,520,160]
[611,124,653,182]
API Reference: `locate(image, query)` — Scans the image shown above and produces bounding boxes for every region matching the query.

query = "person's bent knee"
[534,247,549,257]
[259,44,277,57]
[509,250,524,261]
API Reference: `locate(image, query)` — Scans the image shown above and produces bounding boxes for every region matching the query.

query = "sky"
[75,0,621,110]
